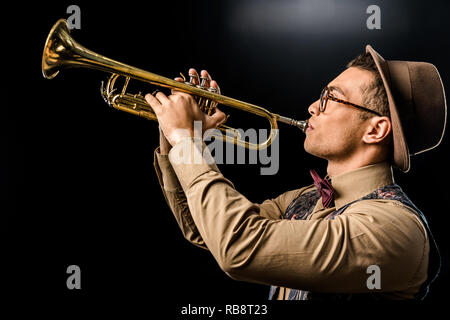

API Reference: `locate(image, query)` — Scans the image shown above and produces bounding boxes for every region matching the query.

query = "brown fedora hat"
[365,45,447,172]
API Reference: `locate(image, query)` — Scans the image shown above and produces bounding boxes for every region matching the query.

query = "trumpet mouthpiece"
[295,120,308,132]
[277,115,308,133]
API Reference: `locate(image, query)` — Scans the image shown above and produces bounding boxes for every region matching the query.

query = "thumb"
[207,107,227,128]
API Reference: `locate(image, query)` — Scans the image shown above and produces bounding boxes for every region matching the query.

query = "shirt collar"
[330,161,394,210]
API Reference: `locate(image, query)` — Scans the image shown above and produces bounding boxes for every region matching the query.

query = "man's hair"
[346,53,389,120]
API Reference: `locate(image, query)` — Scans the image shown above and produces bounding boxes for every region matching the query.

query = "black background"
[6,0,450,315]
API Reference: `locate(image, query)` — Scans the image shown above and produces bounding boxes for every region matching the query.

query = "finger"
[155,91,170,104]
[188,68,200,86]
[200,70,212,89]
[145,93,162,114]
[207,107,227,128]
[201,70,212,81]
[172,77,185,95]
[210,80,221,95]
[169,91,192,100]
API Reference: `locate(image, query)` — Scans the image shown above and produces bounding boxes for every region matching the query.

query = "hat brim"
[365,45,410,172]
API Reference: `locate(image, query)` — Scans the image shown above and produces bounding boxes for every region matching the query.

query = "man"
[146,45,446,300]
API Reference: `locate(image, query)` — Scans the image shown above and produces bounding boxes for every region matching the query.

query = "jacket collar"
[330,162,394,210]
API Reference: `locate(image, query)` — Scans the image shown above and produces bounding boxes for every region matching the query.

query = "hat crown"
[387,60,447,156]
[366,45,447,172]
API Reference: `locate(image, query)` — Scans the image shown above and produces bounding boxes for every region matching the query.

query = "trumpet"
[42,19,308,150]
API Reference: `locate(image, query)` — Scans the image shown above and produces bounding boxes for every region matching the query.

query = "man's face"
[304,67,375,161]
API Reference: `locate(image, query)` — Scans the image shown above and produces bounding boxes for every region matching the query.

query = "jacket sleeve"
[165,137,429,294]
[153,145,302,249]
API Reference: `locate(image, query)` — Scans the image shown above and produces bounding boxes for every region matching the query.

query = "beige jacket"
[153,138,429,299]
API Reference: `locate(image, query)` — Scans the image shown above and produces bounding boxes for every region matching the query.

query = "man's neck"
[324,145,389,178]
[327,161,357,177]
[327,157,383,178]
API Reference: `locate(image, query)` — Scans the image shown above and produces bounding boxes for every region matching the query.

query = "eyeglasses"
[319,87,382,116]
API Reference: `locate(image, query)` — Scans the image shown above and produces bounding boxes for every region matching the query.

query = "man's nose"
[308,100,320,116]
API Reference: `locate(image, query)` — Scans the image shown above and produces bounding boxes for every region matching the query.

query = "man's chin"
[303,141,326,159]
[303,140,315,155]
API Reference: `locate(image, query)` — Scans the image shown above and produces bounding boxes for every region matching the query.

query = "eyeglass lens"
[320,87,328,112]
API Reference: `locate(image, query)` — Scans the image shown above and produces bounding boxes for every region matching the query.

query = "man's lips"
[306,122,314,131]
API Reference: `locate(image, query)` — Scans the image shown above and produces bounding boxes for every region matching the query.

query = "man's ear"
[362,116,392,144]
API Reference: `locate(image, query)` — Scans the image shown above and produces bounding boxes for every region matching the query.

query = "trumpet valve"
[200,76,209,89]
[186,73,199,86]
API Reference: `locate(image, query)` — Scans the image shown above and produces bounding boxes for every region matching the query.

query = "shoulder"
[334,199,429,294]
[343,198,428,244]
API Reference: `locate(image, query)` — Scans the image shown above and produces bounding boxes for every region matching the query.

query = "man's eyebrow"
[328,85,346,98]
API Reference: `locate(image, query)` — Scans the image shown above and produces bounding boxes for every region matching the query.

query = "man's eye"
[330,92,342,99]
